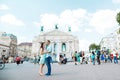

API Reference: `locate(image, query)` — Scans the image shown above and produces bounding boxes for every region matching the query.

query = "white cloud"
[112,0,120,4]
[32,21,40,27]
[40,13,59,30]
[18,36,29,44]
[33,13,59,31]
[0,14,25,26]
[34,9,119,34]
[79,39,92,51]
[89,9,118,34]
[84,28,92,33]
[33,9,90,32]
[0,4,9,10]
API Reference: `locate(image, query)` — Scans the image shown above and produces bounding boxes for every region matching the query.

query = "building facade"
[0,32,17,58]
[100,37,116,51]
[100,28,120,51]
[32,29,79,61]
[17,42,32,58]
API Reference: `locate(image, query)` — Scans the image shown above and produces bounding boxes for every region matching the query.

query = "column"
[51,42,54,53]
[59,42,62,53]
[56,41,60,62]
[66,42,69,53]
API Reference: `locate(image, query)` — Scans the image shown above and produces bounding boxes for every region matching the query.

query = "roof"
[39,29,76,37]
[18,42,32,46]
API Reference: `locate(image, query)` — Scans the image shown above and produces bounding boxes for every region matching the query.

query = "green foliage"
[89,43,100,51]
[116,12,120,25]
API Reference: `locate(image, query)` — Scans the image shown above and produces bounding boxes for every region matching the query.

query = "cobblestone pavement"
[0,61,120,80]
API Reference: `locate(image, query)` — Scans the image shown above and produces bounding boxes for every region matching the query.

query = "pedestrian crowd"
[72,49,119,65]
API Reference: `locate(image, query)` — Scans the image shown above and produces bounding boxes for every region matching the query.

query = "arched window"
[54,43,57,52]
[62,43,66,52]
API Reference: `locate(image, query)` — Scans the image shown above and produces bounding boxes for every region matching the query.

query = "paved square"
[0,62,120,80]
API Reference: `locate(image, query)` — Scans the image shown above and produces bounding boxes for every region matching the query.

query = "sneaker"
[45,73,51,76]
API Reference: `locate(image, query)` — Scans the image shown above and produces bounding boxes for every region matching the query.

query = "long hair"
[92,51,95,55]
[40,42,44,51]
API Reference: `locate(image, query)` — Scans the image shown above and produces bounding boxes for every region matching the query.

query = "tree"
[89,43,100,52]
[116,12,120,25]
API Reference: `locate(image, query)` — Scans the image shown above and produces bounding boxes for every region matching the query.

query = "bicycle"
[0,59,5,70]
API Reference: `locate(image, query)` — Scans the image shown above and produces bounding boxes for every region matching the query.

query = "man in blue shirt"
[45,40,52,76]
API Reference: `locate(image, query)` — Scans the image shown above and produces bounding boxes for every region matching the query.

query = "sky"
[0,0,120,51]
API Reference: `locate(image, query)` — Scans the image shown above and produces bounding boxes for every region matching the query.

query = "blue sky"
[0,0,120,51]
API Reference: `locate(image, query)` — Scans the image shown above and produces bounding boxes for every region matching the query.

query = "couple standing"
[39,40,52,76]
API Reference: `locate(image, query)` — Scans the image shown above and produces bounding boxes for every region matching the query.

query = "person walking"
[76,51,80,64]
[97,50,101,65]
[45,40,52,76]
[15,56,21,65]
[39,42,46,76]
[91,51,95,65]
[72,51,77,65]
[112,49,118,64]
[101,51,105,63]
[81,51,85,64]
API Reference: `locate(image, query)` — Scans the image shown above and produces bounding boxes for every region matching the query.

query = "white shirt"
[112,51,116,56]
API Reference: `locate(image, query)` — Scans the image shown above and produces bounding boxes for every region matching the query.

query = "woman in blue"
[76,51,80,64]
[101,51,105,63]
[39,42,47,76]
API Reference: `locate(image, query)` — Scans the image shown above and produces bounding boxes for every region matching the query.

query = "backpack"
[16,57,20,61]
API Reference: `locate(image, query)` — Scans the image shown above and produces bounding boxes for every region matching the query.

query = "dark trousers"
[16,61,20,65]
[97,56,100,65]
[108,56,112,63]
[114,56,118,64]
[45,56,52,75]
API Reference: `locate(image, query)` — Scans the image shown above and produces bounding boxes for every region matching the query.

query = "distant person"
[63,54,67,64]
[37,55,41,64]
[15,56,21,65]
[59,54,67,64]
[21,56,24,64]
[97,50,101,65]
[108,54,112,63]
[101,51,105,63]
[91,51,95,65]
[39,42,46,76]
[112,49,118,64]
[81,51,85,64]
[76,51,80,64]
[34,55,37,64]
[116,52,119,60]
[104,52,108,63]
[79,51,83,64]
[72,51,77,65]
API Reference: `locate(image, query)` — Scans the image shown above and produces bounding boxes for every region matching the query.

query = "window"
[54,43,57,52]
[62,43,66,52]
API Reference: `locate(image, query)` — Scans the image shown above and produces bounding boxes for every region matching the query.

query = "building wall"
[100,28,120,51]
[0,32,17,57]
[17,43,32,58]
[32,30,79,61]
